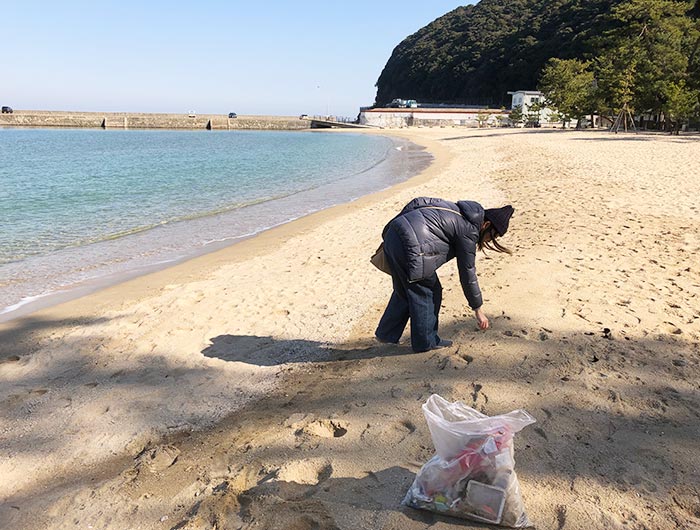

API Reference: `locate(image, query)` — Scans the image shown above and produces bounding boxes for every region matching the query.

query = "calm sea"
[0,128,430,320]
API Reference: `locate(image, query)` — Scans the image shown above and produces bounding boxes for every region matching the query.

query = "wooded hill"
[374,0,700,123]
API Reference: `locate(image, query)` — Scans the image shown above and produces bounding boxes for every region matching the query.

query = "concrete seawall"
[0,111,311,130]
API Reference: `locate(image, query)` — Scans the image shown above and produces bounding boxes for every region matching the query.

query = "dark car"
[228,112,237,119]
[1,106,12,114]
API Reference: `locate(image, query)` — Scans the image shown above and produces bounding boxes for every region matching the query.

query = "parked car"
[299,114,308,119]
[386,99,406,108]
[1,106,12,114]
[386,98,417,108]
[228,112,237,118]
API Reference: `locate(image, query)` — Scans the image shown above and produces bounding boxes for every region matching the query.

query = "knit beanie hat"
[484,205,515,236]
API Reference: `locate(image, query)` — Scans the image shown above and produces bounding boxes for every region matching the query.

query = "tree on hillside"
[374,0,613,107]
[373,0,700,131]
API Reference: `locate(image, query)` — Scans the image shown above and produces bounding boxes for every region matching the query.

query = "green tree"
[548,110,564,127]
[594,54,637,116]
[595,0,697,124]
[687,1,700,90]
[477,109,491,127]
[662,79,700,133]
[373,0,700,133]
[539,58,599,126]
[508,104,524,126]
[375,0,612,108]
[526,100,544,126]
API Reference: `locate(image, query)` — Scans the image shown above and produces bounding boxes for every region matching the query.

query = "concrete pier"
[0,110,312,130]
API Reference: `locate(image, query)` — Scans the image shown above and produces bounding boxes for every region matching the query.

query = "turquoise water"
[2,128,394,263]
[0,128,430,319]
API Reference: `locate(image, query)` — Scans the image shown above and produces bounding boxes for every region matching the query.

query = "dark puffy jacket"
[383,197,484,309]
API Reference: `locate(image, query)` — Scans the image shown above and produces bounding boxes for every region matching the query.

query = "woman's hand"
[475,307,489,330]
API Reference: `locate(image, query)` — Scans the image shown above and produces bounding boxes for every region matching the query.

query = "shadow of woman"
[201,334,415,366]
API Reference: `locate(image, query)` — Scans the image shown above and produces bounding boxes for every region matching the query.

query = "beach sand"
[1,128,699,529]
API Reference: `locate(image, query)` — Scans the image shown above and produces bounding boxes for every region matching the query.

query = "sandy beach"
[1,128,699,530]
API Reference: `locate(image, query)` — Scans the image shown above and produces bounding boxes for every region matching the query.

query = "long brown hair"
[478,224,512,254]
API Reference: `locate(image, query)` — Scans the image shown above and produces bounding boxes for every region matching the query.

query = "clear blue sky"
[3,1,476,118]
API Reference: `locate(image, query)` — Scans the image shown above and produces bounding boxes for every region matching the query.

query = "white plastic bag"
[403,394,536,527]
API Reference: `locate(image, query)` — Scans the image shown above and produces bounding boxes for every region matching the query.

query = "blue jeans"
[375,228,443,352]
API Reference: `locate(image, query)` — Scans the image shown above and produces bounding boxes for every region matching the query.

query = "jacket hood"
[456,200,485,230]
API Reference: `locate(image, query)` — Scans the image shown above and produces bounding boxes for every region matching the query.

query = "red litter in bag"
[403,394,536,527]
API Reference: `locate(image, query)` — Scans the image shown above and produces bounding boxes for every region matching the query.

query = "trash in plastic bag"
[403,394,536,527]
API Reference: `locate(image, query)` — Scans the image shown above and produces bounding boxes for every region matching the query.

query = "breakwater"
[0,110,311,130]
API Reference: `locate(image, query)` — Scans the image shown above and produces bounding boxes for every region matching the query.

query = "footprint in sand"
[302,419,348,439]
[672,490,700,519]
[533,427,548,440]
[5,387,50,407]
[369,419,416,445]
[663,322,683,335]
[556,505,567,530]
[0,355,21,364]
[277,460,333,485]
[134,444,181,472]
[460,353,475,364]
[471,382,489,408]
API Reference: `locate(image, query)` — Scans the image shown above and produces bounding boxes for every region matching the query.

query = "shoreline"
[0,127,454,511]
[2,128,699,530]
[0,131,430,324]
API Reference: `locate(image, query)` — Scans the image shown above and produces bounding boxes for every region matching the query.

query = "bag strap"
[418,205,464,217]
[382,204,463,238]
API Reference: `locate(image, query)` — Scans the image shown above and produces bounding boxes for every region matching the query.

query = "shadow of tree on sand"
[2,313,699,529]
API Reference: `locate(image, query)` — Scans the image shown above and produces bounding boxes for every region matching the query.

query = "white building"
[507,90,556,126]
[359,107,508,128]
